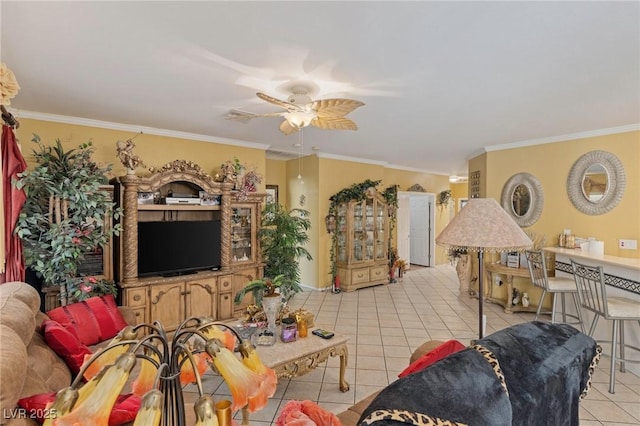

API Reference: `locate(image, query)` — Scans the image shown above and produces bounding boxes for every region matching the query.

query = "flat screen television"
[137,220,221,277]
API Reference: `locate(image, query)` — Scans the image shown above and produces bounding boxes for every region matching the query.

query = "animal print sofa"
[338,321,600,426]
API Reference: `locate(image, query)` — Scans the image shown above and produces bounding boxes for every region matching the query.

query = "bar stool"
[571,259,640,393]
[525,250,584,332]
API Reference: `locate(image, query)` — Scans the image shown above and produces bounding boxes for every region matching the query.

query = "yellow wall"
[28,117,633,291]
[315,158,387,289]
[265,159,288,207]
[16,119,267,187]
[477,131,639,259]
[450,181,469,213]
[12,117,454,290]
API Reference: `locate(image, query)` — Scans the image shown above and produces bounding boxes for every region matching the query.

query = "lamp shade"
[436,198,532,253]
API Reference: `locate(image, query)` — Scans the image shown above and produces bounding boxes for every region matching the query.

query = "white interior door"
[397,192,435,266]
[397,194,411,269]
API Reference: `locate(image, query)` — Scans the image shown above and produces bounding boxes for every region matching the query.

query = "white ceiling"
[2,1,639,178]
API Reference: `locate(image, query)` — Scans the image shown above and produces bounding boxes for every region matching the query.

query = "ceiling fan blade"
[225,109,284,121]
[279,119,298,135]
[256,92,300,110]
[311,116,359,131]
[312,98,365,118]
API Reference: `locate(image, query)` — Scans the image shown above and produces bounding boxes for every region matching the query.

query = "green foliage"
[235,203,312,306]
[68,276,117,302]
[233,274,287,307]
[437,189,452,206]
[14,135,122,299]
[261,203,312,297]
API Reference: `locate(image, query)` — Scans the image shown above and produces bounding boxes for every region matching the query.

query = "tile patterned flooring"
[186,265,640,425]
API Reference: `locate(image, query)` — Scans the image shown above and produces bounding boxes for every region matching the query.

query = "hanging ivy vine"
[327,180,399,281]
[437,189,451,206]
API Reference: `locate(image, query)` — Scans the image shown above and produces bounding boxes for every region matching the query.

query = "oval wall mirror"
[501,173,544,227]
[567,150,625,215]
[581,163,608,203]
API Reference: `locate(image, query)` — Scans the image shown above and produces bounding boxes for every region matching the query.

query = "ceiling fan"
[227,86,364,135]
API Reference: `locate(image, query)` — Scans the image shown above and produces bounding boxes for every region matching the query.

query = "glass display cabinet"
[335,196,389,291]
[230,203,257,264]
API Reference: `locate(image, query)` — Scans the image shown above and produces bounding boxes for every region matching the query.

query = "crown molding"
[17,110,270,150]
[384,163,450,176]
[315,151,388,166]
[484,123,640,153]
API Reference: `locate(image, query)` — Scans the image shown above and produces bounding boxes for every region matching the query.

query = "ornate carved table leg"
[339,350,350,392]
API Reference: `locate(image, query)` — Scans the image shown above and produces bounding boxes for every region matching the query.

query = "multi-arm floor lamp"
[436,198,532,339]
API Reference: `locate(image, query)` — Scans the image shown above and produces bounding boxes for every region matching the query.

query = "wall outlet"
[618,239,638,250]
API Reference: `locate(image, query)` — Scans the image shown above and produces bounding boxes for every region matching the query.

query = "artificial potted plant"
[15,135,121,305]
[234,202,312,321]
[257,202,312,303]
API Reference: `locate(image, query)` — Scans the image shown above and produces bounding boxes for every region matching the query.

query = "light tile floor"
[188,264,640,425]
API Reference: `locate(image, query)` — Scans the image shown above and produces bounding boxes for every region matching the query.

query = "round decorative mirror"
[567,151,625,215]
[512,184,531,217]
[581,163,608,203]
[501,173,544,227]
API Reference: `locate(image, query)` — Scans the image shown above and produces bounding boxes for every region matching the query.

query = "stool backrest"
[570,259,608,317]
[525,250,549,290]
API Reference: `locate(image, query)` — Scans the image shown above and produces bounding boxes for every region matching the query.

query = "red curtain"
[1,125,27,283]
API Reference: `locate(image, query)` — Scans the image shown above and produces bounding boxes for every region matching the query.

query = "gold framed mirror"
[567,150,625,215]
[501,173,544,227]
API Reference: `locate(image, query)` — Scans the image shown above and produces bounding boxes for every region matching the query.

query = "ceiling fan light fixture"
[284,110,316,129]
[234,87,364,135]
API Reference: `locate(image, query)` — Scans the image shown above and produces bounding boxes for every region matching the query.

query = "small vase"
[262,295,281,333]
[215,400,233,426]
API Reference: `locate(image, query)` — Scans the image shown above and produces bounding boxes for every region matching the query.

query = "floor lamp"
[436,198,532,339]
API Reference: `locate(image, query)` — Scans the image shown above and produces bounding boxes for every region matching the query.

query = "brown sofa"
[0,282,135,426]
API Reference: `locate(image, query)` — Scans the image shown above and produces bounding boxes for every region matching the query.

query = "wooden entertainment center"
[112,160,264,330]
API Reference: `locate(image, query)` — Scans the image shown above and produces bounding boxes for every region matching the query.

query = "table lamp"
[436,198,532,339]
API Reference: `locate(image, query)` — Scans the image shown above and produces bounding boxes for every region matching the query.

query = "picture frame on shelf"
[137,192,155,205]
[199,191,221,206]
[266,185,278,205]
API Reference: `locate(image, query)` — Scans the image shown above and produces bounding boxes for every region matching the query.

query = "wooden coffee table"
[255,327,350,391]
[241,328,349,424]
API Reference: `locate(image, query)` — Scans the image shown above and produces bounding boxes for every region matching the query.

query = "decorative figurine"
[116,136,145,172]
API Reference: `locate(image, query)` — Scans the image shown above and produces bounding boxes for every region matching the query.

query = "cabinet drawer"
[126,287,147,307]
[351,268,370,284]
[131,307,147,325]
[370,265,388,281]
[188,277,217,295]
[218,275,232,293]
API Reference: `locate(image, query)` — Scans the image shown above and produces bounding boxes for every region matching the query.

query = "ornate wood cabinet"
[112,161,264,330]
[335,195,390,292]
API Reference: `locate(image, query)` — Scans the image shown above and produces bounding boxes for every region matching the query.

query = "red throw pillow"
[42,319,93,375]
[17,392,141,425]
[46,295,128,346]
[398,339,466,378]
